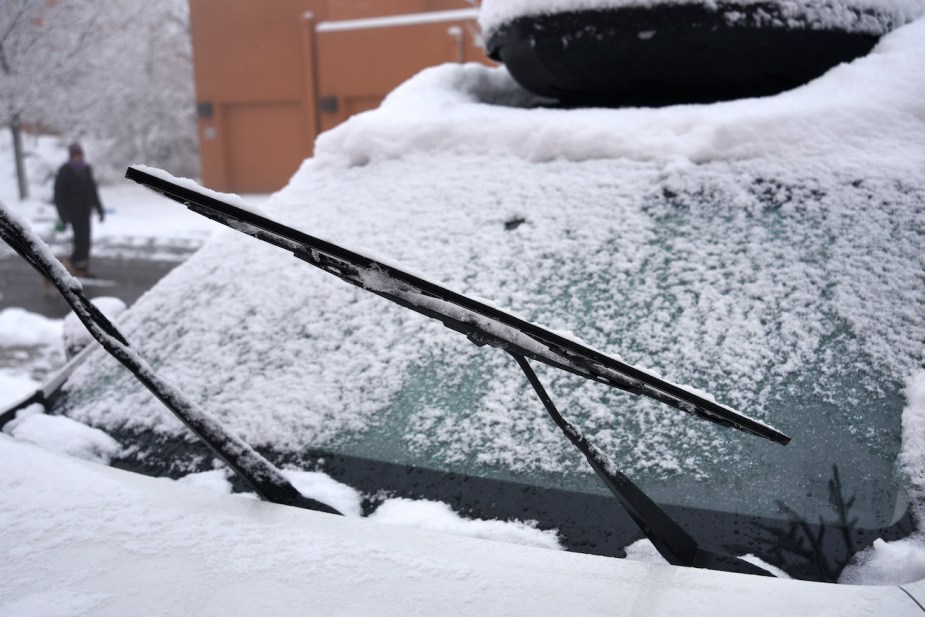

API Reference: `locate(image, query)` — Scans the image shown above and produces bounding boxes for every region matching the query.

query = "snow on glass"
[59,13,925,550]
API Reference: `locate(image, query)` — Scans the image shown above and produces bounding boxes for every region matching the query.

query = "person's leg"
[71,213,91,274]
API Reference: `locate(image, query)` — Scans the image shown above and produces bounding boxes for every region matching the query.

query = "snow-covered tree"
[1,0,113,198]
[0,0,197,198]
[77,0,198,182]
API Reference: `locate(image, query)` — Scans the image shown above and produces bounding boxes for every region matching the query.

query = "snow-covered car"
[3,1,925,614]
[481,0,925,104]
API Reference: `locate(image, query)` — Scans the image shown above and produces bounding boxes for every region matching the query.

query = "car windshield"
[44,16,925,584]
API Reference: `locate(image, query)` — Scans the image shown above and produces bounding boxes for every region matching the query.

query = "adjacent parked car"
[481,0,921,104]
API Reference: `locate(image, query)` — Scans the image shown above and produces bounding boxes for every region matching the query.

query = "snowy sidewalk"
[0,253,184,318]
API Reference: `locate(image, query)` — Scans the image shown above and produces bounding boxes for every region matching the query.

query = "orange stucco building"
[190,0,491,192]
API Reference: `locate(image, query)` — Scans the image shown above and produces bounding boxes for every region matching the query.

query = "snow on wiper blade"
[0,201,342,517]
[125,165,790,446]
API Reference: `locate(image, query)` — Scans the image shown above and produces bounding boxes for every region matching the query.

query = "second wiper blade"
[125,165,789,445]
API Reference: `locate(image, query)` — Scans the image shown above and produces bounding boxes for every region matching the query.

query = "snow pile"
[0,307,62,347]
[2,407,557,551]
[369,498,563,550]
[169,466,561,548]
[840,537,925,585]
[175,469,235,494]
[740,555,791,579]
[0,306,66,410]
[479,0,925,35]
[0,372,38,409]
[624,538,669,564]
[5,410,121,464]
[283,470,364,518]
[173,468,364,516]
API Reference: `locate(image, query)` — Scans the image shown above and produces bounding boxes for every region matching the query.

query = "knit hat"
[68,143,83,157]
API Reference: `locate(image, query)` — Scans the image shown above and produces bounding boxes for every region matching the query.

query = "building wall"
[314,10,487,133]
[190,0,489,193]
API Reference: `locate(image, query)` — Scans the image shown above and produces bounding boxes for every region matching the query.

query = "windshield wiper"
[125,166,788,576]
[510,352,773,576]
[125,165,789,445]
[0,201,342,516]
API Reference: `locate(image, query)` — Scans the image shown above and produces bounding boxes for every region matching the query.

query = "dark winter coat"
[54,162,104,224]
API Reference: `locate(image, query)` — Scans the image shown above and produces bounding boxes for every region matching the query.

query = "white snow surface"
[624,537,670,564]
[368,498,563,550]
[283,469,364,518]
[2,435,922,616]
[4,411,121,464]
[171,467,562,548]
[175,468,236,494]
[478,0,925,35]
[840,536,925,586]
[0,373,38,409]
[0,307,62,346]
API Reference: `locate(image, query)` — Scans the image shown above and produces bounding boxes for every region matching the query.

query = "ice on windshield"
[60,20,924,528]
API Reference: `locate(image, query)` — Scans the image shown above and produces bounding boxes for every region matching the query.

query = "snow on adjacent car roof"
[62,18,923,521]
[315,17,925,177]
[478,0,925,36]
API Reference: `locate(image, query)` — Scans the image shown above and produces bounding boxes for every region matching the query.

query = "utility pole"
[10,115,29,200]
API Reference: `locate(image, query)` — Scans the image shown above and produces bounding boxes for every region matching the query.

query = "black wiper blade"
[0,200,341,516]
[510,352,774,577]
[126,165,789,445]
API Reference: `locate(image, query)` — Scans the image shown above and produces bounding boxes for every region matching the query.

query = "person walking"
[54,143,105,276]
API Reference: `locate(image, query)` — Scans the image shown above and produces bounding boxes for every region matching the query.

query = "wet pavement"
[0,252,191,319]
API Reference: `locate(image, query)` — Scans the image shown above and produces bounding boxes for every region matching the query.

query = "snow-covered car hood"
[2,435,923,616]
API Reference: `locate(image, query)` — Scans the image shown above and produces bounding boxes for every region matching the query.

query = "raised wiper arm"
[510,352,773,576]
[126,165,789,446]
[0,201,341,516]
